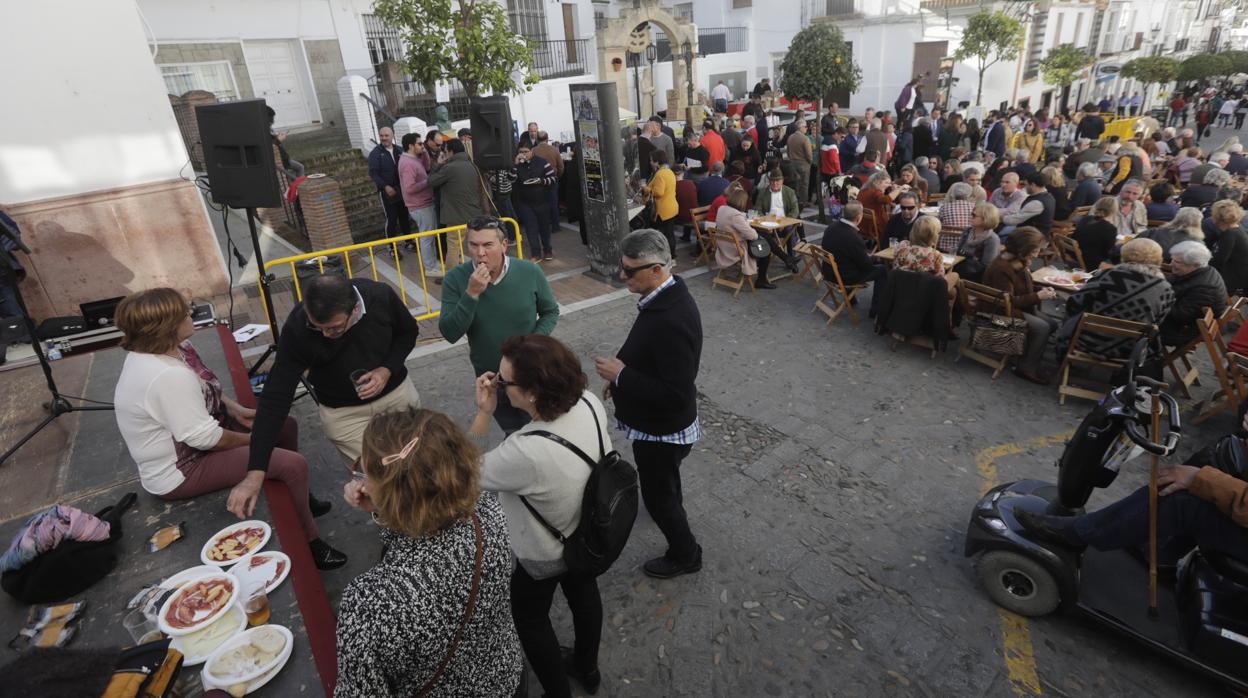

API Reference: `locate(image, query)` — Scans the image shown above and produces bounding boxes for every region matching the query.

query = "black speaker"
[196,99,281,209]
[470,96,515,170]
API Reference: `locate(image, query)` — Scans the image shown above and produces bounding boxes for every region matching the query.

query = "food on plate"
[1043,274,1076,286]
[245,554,287,586]
[165,577,234,629]
[227,683,248,698]
[208,627,287,681]
[208,526,266,562]
[179,606,243,658]
[1071,271,1091,282]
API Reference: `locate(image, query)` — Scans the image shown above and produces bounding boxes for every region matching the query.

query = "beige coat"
[714,206,760,277]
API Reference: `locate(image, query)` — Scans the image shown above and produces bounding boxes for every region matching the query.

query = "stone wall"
[304,39,346,128]
[155,42,254,99]
[9,179,229,320]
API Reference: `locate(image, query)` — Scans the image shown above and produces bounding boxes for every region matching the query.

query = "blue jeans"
[714,98,728,114]
[1075,487,1248,565]
[516,200,553,256]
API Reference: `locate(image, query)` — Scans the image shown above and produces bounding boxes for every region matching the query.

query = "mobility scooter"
[965,341,1248,690]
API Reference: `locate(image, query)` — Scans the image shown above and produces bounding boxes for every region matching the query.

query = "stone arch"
[596,0,698,124]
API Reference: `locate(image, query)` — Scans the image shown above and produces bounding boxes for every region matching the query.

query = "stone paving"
[289,259,1238,697]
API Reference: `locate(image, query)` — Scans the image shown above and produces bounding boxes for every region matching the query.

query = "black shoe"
[643,545,702,579]
[756,280,778,290]
[561,646,601,695]
[784,257,800,273]
[309,538,348,570]
[309,493,333,518]
[1015,510,1084,548]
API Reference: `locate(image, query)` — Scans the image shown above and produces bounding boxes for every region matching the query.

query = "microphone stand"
[0,222,113,466]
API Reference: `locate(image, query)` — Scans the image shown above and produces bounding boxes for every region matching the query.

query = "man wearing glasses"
[241,275,421,520]
[594,229,704,579]
[439,217,559,434]
[882,191,924,248]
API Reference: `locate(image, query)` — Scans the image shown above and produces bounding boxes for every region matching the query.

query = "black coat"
[1072,217,1118,270]
[1160,265,1228,346]
[874,270,951,347]
[821,220,878,284]
[613,276,702,436]
[913,125,936,159]
[1212,225,1248,295]
[368,143,403,192]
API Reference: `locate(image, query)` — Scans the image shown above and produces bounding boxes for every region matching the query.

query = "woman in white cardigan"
[471,334,610,698]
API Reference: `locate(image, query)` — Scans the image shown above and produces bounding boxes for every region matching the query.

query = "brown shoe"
[1013,368,1050,385]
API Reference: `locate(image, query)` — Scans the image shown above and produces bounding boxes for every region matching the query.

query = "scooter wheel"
[976,550,1061,617]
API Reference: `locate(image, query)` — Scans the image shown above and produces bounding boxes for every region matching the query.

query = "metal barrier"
[1100,116,1142,143]
[259,218,523,327]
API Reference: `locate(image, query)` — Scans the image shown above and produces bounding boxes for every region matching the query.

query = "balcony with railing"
[530,38,592,80]
[651,27,749,62]
[809,0,863,21]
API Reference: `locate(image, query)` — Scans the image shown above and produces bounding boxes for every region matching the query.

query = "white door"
[244,41,312,128]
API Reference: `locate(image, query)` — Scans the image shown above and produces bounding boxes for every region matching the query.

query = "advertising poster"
[579,119,605,202]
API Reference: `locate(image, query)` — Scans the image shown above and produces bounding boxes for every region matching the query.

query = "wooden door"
[911,41,948,109]
[563,4,577,62]
[244,40,311,127]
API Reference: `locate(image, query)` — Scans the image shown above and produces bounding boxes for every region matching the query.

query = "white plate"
[228,551,291,595]
[201,520,271,567]
[157,572,240,637]
[759,221,780,228]
[160,565,221,591]
[201,624,294,692]
[942,255,957,265]
[169,603,247,666]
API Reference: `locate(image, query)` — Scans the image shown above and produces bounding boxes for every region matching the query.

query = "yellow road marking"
[975,431,1073,696]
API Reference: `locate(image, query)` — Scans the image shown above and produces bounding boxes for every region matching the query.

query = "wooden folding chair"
[791,240,824,287]
[956,281,1016,379]
[1192,307,1248,423]
[1052,234,1087,271]
[808,247,868,326]
[1057,314,1153,404]
[1147,219,1167,228]
[1071,205,1092,220]
[859,209,881,251]
[938,228,963,254]
[690,205,713,266]
[709,229,756,297]
[1162,336,1203,399]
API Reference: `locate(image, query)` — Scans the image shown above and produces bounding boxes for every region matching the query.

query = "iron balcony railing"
[530,38,592,80]
[810,0,861,19]
[651,27,748,62]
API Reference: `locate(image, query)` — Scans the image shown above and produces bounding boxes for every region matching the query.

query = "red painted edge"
[214,323,338,695]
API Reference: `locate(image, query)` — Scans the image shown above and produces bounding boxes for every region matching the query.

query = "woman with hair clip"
[338,407,523,697]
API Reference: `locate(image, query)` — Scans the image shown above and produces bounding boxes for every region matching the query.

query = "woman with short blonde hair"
[337,407,522,696]
[1210,200,1248,294]
[113,287,345,568]
[894,215,960,303]
[955,203,1002,274]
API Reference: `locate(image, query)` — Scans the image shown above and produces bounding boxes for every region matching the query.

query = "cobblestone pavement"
[295,248,1238,696]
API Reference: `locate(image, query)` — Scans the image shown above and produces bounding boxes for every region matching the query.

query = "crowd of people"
[109,221,705,697]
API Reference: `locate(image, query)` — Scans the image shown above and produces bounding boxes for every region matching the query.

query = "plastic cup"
[242,581,270,627]
[349,369,368,397]
[123,608,162,644]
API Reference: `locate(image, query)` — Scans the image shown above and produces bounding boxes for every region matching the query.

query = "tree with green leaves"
[1219,50,1248,76]
[777,24,862,222]
[1179,53,1234,83]
[953,10,1025,106]
[1038,44,1092,112]
[1120,56,1180,111]
[371,0,538,98]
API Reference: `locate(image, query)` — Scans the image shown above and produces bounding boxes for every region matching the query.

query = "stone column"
[339,74,378,157]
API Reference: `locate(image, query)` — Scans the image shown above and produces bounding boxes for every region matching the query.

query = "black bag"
[521,398,639,577]
[1,493,136,604]
[952,254,986,282]
[747,237,771,259]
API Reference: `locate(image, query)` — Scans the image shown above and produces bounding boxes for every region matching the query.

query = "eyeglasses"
[306,304,358,336]
[899,206,916,211]
[494,374,514,389]
[620,262,661,278]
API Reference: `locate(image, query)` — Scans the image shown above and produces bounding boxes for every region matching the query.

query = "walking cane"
[1148,390,1161,617]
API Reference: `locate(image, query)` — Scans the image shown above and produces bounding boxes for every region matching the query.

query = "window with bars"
[733,0,752,8]
[673,3,694,20]
[362,14,404,74]
[160,61,239,100]
[508,0,548,41]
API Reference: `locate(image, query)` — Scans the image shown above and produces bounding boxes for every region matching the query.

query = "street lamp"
[682,41,694,126]
[645,44,658,116]
[630,51,641,117]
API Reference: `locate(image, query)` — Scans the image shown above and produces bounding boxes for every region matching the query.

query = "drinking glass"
[242,581,270,627]
[123,608,162,644]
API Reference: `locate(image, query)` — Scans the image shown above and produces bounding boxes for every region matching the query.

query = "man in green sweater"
[439,216,560,433]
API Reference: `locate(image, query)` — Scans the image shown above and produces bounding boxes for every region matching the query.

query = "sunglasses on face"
[900,206,916,211]
[621,262,661,278]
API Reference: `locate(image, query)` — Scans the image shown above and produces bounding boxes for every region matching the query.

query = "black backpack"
[521,398,639,577]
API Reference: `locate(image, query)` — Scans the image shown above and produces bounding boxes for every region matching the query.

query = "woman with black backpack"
[472,334,615,698]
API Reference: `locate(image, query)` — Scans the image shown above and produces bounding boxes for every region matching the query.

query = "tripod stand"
[0,222,113,466]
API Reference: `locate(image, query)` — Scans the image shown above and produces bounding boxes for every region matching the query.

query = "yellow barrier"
[1100,116,1141,143]
[259,217,523,326]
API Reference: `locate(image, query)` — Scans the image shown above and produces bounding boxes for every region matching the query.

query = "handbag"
[416,512,483,698]
[747,237,771,259]
[967,312,1028,356]
[952,255,986,282]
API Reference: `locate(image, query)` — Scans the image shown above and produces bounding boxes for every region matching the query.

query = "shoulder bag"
[416,512,483,698]
[967,312,1028,356]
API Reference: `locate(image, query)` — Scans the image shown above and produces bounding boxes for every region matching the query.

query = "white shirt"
[711,83,732,101]
[114,351,224,495]
[769,190,786,217]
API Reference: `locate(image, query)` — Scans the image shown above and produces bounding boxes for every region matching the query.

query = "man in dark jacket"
[1001,172,1056,238]
[820,103,842,137]
[428,139,484,230]
[883,192,923,246]
[0,210,26,318]
[368,126,410,240]
[1076,105,1107,142]
[594,229,703,580]
[982,113,1006,156]
[821,203,887,314]
[1160,241,1227,347]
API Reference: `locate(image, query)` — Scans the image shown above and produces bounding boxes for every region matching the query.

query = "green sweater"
[438,258,560,374]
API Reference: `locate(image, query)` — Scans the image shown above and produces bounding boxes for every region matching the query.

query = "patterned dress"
[893,241,945,276]
[334,493,523,697]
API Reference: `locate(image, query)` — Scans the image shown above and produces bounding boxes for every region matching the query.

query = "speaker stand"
[244,206,282,377]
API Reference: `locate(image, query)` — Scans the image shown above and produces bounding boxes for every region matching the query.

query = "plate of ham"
[158,571,240,636]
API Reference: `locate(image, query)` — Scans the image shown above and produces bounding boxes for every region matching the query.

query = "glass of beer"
[242,581,270,627]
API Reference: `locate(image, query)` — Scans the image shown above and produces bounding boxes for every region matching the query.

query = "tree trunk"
[976,67,985,106]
